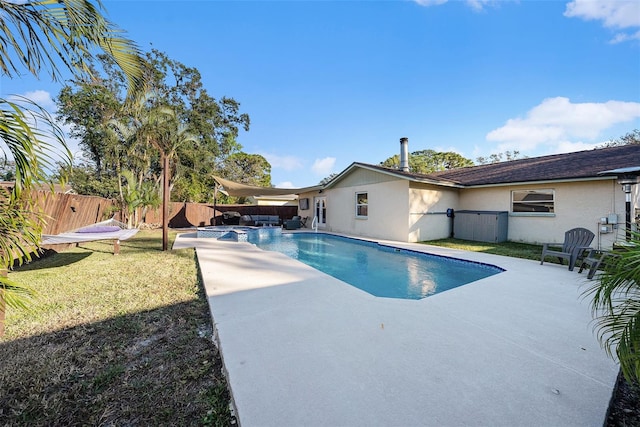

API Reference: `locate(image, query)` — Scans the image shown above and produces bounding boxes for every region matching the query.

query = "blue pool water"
[248,232,504,300]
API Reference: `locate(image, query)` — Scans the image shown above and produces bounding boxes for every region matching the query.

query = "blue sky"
[2,0,640,188]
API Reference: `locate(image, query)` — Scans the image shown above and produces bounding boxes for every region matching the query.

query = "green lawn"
[421,238,544,262]
[0,230,234,426]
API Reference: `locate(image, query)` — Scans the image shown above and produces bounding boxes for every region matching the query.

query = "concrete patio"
[174,232,619,427]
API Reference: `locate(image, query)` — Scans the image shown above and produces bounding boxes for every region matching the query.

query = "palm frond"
[0,275,36,311]
[586,232,640,383]
[0,0,146,98]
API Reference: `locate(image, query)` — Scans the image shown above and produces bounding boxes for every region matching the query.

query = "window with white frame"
[356,192,368,218]
[511,189,555,213]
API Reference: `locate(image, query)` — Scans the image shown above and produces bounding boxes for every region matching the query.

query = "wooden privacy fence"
[34,192,300,232]
[35,191,119,234]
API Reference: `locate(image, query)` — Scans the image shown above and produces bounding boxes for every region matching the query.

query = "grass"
[0,230,234,426]
[421,238,544,261]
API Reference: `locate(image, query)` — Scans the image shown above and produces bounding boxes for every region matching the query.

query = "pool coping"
[174,231,619,427]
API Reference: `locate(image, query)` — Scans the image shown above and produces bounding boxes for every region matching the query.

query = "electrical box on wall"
[599,213,618,234]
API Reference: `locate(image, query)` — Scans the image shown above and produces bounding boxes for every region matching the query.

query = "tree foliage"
[476,150,525,165]
[0,0,145,98]
[56,50,259,204]
[381,149,473,174]
[601,129,640,147]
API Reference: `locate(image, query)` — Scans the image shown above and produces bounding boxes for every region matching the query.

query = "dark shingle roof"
[430,145,640,186]
[331,145,640,188]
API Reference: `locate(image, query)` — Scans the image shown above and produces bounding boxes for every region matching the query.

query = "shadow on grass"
[0,300,234,426]
[13,250,94,271]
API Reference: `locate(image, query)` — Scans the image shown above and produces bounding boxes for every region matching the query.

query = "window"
[299,198,309,210]
[356,192,368,218]
[511,189,554,213]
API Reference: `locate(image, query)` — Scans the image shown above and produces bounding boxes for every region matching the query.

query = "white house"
[295,142,640,249]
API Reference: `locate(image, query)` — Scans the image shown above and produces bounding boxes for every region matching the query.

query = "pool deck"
[174,231,619,427]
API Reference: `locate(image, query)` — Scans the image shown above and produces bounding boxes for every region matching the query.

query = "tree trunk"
[162,154,169,251]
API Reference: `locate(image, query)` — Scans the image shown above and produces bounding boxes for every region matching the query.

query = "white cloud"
[413,0,496,11]
[414,0,448,6]
[22,90,56,109]
[565,0,640,43]
[610,29,640,44]
[565,0,640,29]
[551,140,600,154]
[486,97,640,152]
[276,181,295,189]
[311,157,336,176]
[261,153,303,171]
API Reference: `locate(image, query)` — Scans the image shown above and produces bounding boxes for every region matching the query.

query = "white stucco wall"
[328,179,410,241]
[296,191,317,226]
[302,166,639,248]
[408,183,460,242]
[458,179,627,249]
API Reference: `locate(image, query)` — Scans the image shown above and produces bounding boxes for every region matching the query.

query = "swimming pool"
[248,232,504,300]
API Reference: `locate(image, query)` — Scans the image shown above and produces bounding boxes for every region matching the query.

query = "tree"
[0,160,16,181]
[56,50,254,203]
[56,162,120,199]
[476,151,525,165]
[601,129,640,147]
[57,80,122,177]
[125,99,197,250]
[0,0,145,333]
[381,149,473,174]
[220,152,272,204]
[586,232,640,384]
[319,173,338,185]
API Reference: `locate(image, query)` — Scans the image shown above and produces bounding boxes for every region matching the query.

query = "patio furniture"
[540,227,595,271]
[578,249,621,279]
[41,218,139,255]
[239,214,281,226]
[284,216,302,230]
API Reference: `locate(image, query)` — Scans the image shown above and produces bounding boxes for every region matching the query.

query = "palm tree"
[136,103,197,250]
[110,95,197,250]
[586,233,640,384]
[0,97,70,334]
[0,0,146,334]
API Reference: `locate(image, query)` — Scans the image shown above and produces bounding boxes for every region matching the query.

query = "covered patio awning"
[213,176,322,197]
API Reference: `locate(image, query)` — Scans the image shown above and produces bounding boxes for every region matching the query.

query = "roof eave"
[461,175,616,188]
[324,162,464,189]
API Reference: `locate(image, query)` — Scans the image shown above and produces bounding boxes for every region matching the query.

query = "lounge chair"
[540,227,595,271]
[578,249,621,279]
[284,216,302,230]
